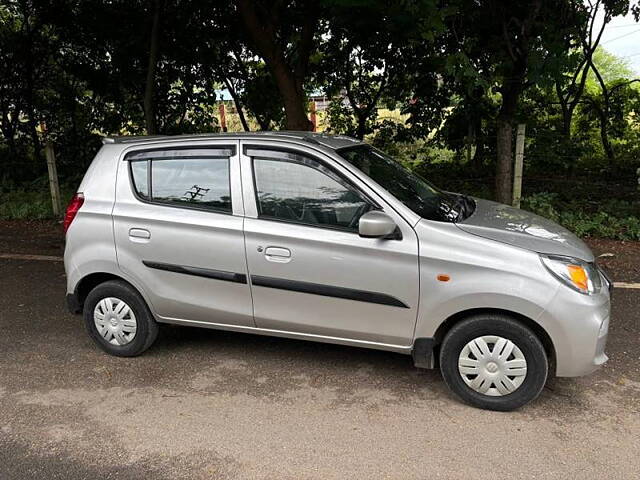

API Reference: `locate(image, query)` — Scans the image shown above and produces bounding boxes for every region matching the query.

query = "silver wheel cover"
[93,297,137,346]
[458,335,527,397]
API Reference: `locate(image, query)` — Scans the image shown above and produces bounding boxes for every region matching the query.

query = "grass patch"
[0,188,73,220]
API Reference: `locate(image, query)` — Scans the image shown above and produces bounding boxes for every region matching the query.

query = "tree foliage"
[0,0,639,205]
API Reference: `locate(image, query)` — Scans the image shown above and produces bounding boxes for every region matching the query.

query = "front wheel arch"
[431,308,556,376]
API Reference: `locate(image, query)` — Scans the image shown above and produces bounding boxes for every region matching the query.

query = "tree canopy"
[1,0,639,203]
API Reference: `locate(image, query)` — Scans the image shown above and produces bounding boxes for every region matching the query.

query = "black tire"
[83,280,159,357]
[439,314,548,411]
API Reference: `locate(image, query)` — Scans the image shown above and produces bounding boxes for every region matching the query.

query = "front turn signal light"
[540,254,602,295]
[567,265,589,291]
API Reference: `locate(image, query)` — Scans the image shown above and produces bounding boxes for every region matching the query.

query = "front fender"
[413,219,559,341]
[414,291,549,340]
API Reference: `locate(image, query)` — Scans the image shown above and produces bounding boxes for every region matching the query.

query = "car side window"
[130,160,149,199]
[129,151,232,213]
[252,152,372,231]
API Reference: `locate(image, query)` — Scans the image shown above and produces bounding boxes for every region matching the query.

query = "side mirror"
[358,210,398,238]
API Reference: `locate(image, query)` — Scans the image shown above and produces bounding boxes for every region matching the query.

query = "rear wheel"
[439,314,548,411]
[83,280,158,357]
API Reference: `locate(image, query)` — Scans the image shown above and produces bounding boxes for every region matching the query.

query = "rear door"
[240,141,420,347]
[112,141,254,327]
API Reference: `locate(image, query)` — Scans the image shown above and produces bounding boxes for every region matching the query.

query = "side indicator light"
[437,274,450,282]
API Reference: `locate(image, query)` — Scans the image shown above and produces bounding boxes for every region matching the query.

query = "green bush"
[521,192,640,240]
[520,192,560,222]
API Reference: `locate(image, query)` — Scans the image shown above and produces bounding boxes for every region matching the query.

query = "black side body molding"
[143,261,247,284]
[250,275,409,308]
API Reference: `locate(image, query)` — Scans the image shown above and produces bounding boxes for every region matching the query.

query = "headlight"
[540,254,602,295]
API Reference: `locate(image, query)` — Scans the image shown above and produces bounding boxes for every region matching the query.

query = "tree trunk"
[585,53,616,162]
[597,110,614,162]
[144,1,161,135]
[495,115,513,204]
[223,77,250,132]
[470,117,483,171]
[234,99,251,132]
[271,61,311,130]
[560,105,571,139]
[355,114,367,140]
[495,88,519,204]
[236,0,315,132]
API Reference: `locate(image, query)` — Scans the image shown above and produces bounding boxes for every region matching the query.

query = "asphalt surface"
[1,258,639,479]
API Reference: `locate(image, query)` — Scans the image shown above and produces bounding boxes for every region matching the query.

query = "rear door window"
[130,160,149,199]
[129,148,232,213]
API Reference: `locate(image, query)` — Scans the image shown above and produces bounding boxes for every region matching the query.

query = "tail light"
[63,193,84,233]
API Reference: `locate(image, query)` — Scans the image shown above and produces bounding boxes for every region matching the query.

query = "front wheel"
[439,314,548,411]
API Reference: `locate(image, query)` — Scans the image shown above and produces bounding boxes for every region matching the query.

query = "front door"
[240,142,420,346]
[112,141,254,327]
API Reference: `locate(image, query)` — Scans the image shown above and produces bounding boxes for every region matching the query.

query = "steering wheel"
[273,202,299,221]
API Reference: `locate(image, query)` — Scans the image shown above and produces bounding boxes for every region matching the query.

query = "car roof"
[102,131,364,151]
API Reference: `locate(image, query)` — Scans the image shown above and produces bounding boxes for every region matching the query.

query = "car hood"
[455,197,594,262]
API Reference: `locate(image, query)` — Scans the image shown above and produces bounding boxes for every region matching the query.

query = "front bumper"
[538,286,610,377]
[593,315,609,369]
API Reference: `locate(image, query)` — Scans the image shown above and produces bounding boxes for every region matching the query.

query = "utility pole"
[512,123,526,208]
[219,104,227,132]
[309,101,317,132]
[44,142,62,217]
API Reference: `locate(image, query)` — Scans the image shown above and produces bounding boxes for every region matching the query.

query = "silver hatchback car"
[64,132,610,410]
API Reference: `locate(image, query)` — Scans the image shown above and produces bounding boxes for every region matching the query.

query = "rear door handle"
[129,228,151,242]
[263,246,291,263]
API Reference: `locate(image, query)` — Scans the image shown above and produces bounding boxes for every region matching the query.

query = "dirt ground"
[0,220,65,257]
[587,237,640,282]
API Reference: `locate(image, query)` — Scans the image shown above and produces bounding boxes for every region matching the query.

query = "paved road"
[1,258,639,479]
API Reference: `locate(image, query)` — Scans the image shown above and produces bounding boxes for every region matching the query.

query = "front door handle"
[264,246,291,263]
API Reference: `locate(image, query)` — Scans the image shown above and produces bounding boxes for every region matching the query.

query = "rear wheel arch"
[431,308,556,375]
[74,272,150,313]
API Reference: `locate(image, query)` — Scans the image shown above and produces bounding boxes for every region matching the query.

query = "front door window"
[252,153,372,231]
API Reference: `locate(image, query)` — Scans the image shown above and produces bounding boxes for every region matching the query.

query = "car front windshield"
[338,145,469,222]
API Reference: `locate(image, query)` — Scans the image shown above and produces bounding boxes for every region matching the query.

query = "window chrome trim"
[124,146,235,161]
